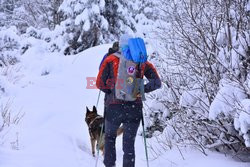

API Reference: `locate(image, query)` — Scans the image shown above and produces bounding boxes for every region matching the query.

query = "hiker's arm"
[96,59,112,94]
[143,62,161,93]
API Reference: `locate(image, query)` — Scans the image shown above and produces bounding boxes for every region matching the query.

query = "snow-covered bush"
[0,27,21,67]
[234,99,250,147]
[0,0,64,31]
[145,0,250,154]
[0,100,24,149]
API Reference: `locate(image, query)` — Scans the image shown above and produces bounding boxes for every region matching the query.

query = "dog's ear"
[93,106,97,113]
[86,106,90,113]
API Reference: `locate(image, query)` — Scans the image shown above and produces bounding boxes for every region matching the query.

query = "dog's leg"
[101,145,105,156]
[90,137,96,157]
[98,135,105,156]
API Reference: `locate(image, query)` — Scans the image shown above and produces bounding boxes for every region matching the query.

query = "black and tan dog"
[85,106,123,157]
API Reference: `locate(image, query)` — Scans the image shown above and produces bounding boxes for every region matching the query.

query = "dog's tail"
[117,125,124,136]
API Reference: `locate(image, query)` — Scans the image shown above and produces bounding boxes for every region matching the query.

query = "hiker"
[96,34,161,167]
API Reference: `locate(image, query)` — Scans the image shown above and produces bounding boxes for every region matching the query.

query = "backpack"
[114,38,147,101]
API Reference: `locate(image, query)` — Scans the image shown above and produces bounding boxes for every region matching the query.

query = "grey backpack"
[114,53,146,101]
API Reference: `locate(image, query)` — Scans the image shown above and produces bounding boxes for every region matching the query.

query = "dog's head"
[85,106,98,126]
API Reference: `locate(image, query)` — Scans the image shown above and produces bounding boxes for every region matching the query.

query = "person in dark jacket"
[96,34,161,167]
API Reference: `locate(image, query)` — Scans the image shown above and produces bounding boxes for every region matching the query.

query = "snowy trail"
[0,45,109,167]
[0,44,249,167]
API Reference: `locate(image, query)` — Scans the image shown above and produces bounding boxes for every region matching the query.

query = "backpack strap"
[113,52,121,58]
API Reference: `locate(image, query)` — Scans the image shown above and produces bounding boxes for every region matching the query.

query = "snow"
[180,84,201,107]
[0,71,18,97]
[75,9,91,31]
[234,99,250,147]
[150,99,165,112]
[0,44,249,167]
[238,100,250,133]
[83,19,90,31]
[91,4,100,14]
[0,44,110,167]
[0,26,20,43]
[75,9,89,26]
[141,147,249,167]
[58,1,74,17]
[99,0,105,9]
[74,2,84,13]
[209,79,247,120]
[100,16,109,30]
[0,113,3,129]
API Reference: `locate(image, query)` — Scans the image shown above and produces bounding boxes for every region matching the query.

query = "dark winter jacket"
[96,53,161,106]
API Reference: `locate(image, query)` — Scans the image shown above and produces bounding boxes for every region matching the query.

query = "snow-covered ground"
[0,44,249,167]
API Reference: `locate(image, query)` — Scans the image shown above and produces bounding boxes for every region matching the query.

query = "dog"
[85,106,123,157]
